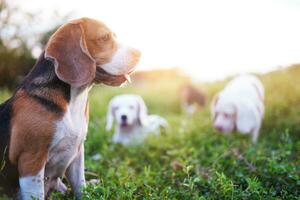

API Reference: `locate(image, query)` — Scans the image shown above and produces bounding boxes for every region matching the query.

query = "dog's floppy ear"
[234,100,257,134]
[45,20,96,87]
[136,96,148,126]
[211,93,219,120]
[106,99,115,131]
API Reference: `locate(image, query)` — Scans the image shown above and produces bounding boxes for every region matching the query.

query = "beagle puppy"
[0,17,140,199]
[180,84,206,114]
[211,74,264,143]
[106,94,168,146]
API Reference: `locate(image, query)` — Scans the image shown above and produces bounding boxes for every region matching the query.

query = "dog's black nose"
[215,125,223,132]
[121,115,127,121]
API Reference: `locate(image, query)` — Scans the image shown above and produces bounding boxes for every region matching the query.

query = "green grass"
[0,66,299,199]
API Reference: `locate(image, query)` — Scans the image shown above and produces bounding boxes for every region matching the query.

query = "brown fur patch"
[45,18,120,87]
[180,84,207,108]
[79,18,118,65]
[9,90,63,176]
[45,22,96,87]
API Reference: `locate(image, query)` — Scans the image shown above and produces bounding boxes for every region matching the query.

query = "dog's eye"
[101,34,110,42]
[223,113,231,119]
[129,105,134,110]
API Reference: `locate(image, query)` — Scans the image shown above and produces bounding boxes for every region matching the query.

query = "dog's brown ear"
[45,21,96,87]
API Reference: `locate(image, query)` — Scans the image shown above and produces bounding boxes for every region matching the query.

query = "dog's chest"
[46,88,89,177]
[114,126,147,145]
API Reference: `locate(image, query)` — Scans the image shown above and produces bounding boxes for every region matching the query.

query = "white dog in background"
[106,94,168,146]
[211,74,264,143]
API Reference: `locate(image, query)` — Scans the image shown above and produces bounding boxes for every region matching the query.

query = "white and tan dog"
[211,74,264,143]
[106,94,168,146]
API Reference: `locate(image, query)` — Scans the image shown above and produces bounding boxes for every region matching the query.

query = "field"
[0,66,299,199]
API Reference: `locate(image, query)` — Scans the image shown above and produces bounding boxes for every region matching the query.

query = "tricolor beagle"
[0,17,140,199]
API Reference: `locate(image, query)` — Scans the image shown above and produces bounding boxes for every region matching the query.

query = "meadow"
[0,66,299,199]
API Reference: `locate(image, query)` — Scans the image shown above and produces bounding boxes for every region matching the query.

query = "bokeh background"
[3,0,300,87]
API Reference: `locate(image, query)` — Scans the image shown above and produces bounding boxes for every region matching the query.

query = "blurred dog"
[106,94,168,146]
[180,84,206,114]
[211,74,264,143]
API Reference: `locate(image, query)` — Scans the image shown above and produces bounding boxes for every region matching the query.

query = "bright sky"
[14,0,300,81]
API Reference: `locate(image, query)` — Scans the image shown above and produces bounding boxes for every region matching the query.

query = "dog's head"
[211,93,258,134]
[106,94,148,131]
[211,93,237,133]
[45,17,141,87]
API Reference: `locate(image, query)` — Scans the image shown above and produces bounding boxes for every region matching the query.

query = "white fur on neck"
[46,87,89,190]
[51,87,88,147]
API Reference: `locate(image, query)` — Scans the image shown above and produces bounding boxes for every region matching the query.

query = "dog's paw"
[56,178,68,194]
[87,179,100,186]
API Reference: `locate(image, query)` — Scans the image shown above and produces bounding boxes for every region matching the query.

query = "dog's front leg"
[18,153,46,200]
[251,121,261,144]
[66,144,86,199]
